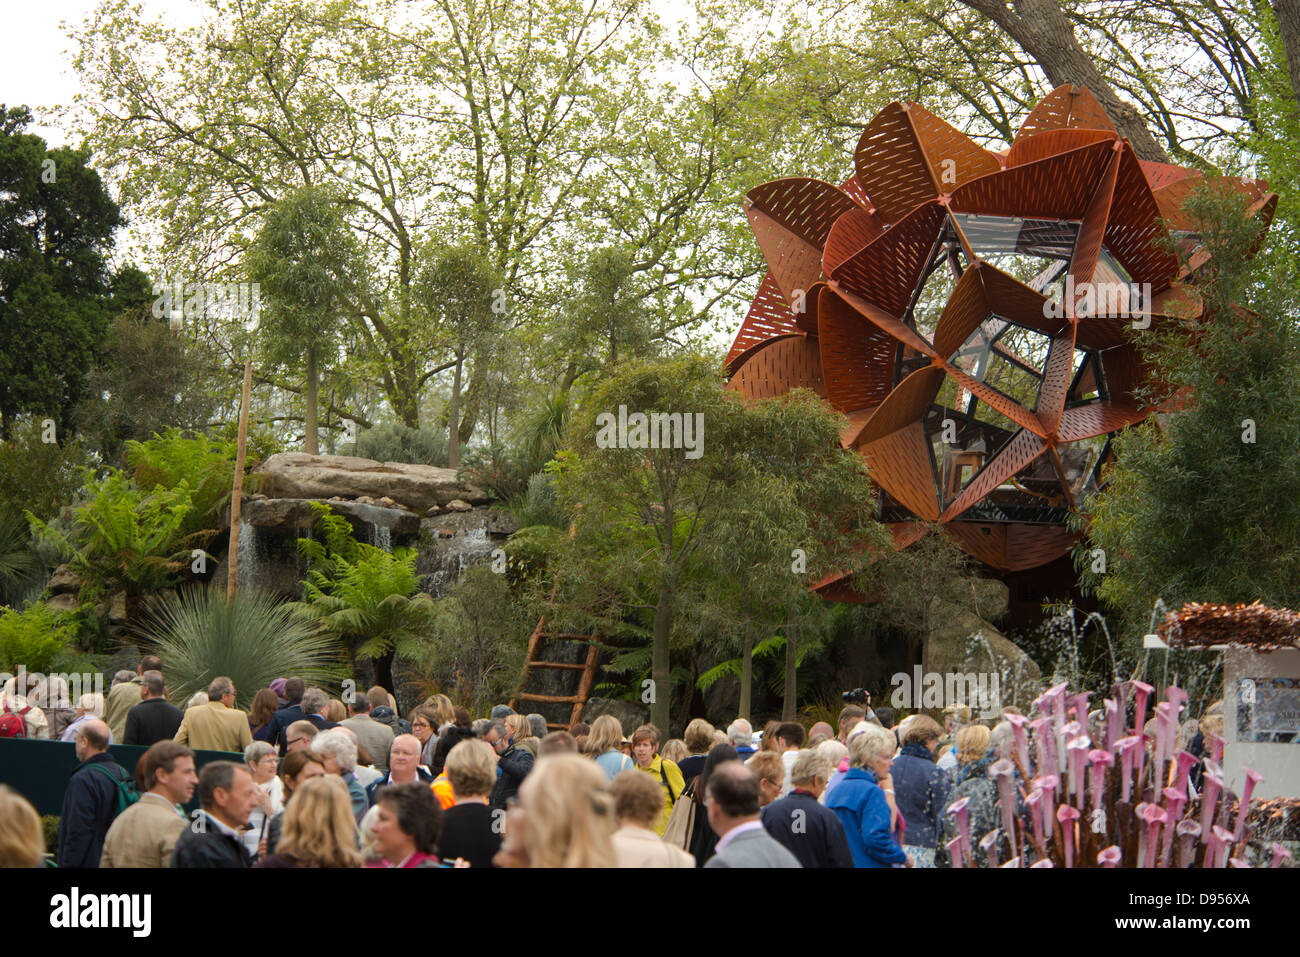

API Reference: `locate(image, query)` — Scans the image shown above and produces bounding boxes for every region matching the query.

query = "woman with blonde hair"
[325,699,347,724]
[587,714,634,780]
[424,693,455,728]
[938,723,1003,867]
[680,720,715,790]
[506,712,538,758]
[505,753,617,868]
[255,775,362,868]
[0,785,45,867]
[660,738,688,766]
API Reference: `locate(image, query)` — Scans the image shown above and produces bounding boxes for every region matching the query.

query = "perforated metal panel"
[940,428,1047,522]
[824,205,885,275]
[1057,402,1144,442]
[725,272,802,367]
[906,101,1001,188]
[1036,322,1078,433]
[817,287,896,414]
[951,140,1114,221]
[1069,149,1120,300]
[1104,146,1179,291]
[726,335,826,400]
[1007,128,1115,168]
[862,421,941,521]
[859,366,945,443]
[1017,85,1116,138]
[854,102,943,223]
[831,201,947,318]
[829,282,937,359]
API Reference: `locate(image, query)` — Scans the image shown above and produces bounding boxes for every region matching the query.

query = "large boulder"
[921,597,1041,716]
[254,452,490,514]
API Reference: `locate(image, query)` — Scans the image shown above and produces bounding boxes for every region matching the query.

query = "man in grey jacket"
[704,762,801,868]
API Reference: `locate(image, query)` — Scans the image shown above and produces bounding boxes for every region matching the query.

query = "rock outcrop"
[254,452,490,514]
[923,596,1041,715]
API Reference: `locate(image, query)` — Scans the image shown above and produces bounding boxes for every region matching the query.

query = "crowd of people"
[0,662,1223,868]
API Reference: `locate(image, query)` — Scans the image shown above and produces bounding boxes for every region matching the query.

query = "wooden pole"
[226,359,254,600]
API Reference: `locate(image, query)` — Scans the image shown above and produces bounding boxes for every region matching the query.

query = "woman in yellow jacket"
[631,725,685,836]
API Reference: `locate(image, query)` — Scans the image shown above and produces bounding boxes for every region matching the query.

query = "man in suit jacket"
[174,677,253,754]
[103,654,161,742]
[703,762,800,869]
[761,750,854,868]
[124,670,184,747]
[171,761,256,868]
[101,740,197,867]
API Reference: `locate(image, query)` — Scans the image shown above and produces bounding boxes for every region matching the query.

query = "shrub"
[0,603,78,673]
[342,422,448,466]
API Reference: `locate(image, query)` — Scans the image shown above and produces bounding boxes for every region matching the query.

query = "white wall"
[1224,647,1300,800]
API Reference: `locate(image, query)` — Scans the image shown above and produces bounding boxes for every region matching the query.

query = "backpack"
[91,763,141,818]
[0,702,31,738]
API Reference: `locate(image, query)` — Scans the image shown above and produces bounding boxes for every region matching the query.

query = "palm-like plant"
[138,586,344,710]
[291,544,437,662]
[0,509,42,606]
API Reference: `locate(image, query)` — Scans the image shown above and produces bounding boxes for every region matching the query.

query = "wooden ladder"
[509,615,603,730]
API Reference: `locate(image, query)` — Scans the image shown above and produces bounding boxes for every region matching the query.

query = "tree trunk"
[783,606,798,721]
[960,0,1171,162]
[374,650,394,696]
[303,344,319,455]
[739,621,754,723]
[448,353,463,470]
[1272,0,1300,111]
[651,574,674,736]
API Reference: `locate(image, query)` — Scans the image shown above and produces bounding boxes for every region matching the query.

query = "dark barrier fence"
[0,737,245,816]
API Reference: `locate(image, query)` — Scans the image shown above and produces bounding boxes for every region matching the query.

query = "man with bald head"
[58,719,132,867]
[361,734,434,847]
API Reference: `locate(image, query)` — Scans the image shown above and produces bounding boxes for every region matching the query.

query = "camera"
[841,688,871,705]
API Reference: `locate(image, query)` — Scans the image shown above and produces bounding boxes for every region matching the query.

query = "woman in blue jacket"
[825,722,910,868]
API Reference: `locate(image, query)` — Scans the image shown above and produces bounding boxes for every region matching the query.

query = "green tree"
[247,186,359,455]
[417,565,529,714]
[75,271,219,468]
[290,505,437,689]
[0,106,125,438]
[415,244,504,469]
[553,355,892,731]
[697,390,887,720]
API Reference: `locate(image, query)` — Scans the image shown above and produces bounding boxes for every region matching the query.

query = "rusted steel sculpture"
[725,85,1276,594]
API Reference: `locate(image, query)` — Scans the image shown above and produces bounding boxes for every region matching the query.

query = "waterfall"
[371,525,392,552]
[421,524,495,599]
[236,521,262,591]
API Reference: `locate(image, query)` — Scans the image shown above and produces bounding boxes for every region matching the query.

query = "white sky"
[0,1,213,147]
